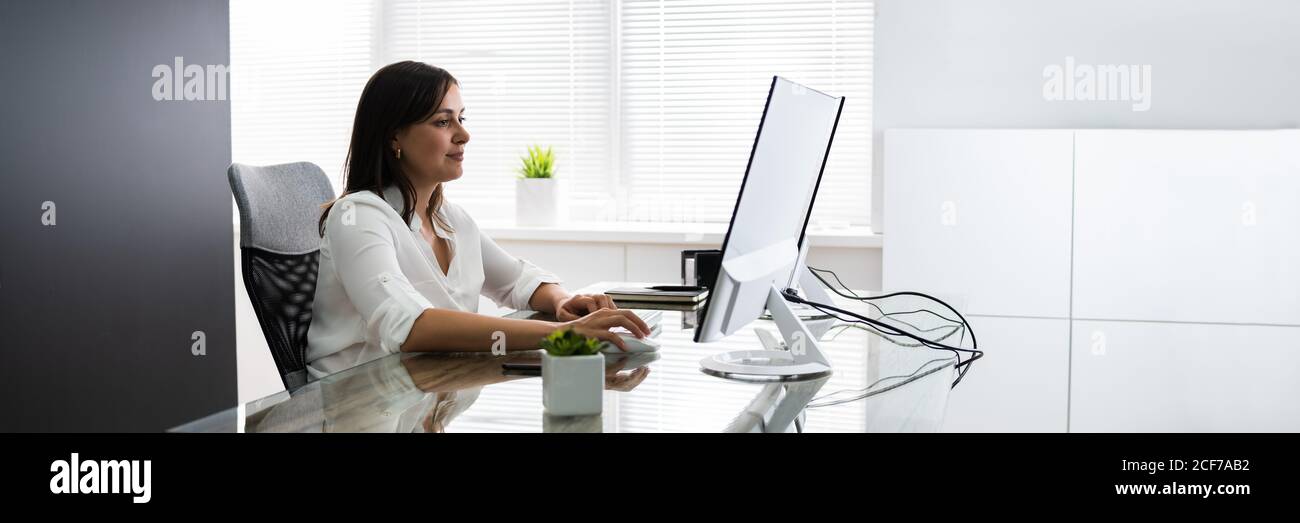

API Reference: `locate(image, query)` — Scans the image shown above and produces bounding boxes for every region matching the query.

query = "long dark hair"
[319,61,458,236]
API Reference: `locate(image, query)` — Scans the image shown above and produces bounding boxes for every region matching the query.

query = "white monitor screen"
[695,76,844,342]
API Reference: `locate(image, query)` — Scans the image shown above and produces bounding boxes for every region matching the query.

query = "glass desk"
[173,283,960,433]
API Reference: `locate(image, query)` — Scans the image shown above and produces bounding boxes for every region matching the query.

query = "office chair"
[227,162,334,391]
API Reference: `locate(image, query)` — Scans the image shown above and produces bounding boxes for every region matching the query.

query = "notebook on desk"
[605,300,703,312]
[604,285,709,304]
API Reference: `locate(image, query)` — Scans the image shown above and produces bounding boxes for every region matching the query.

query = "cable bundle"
[794,267,985,408]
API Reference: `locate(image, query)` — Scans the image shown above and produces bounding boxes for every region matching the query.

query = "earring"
[396,148,402,160]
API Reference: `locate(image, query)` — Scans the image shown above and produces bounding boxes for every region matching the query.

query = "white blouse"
[306,184,560,379]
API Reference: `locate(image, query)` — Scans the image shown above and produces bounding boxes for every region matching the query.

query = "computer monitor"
[694,76,845,381]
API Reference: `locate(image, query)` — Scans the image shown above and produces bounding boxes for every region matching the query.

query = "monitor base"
[700,267,836,382]
[699,349,832,383]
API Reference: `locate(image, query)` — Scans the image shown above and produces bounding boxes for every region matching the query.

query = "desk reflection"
[247,351,655,433]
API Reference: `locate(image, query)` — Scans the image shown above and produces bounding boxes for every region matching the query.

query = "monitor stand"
[699,265,836,382]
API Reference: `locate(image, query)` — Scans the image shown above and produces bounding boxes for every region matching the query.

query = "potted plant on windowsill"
[540,328,604,416]
[516,144,558,226]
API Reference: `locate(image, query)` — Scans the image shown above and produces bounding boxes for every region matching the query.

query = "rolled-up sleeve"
[479,232,562,310]
[325,201,434,354]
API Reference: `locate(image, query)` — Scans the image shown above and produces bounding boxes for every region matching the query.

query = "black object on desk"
[648,285,704,292]
[681,249,722,290]
[502,362,541,376]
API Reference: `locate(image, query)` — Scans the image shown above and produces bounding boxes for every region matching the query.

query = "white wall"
[872,0,1300,229]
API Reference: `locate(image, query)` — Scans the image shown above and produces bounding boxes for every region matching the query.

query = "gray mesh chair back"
[227,162,334,390]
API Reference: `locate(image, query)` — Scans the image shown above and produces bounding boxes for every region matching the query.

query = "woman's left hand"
[554,293,618,321]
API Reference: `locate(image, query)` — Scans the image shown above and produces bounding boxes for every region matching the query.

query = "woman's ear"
[391,126,410,152]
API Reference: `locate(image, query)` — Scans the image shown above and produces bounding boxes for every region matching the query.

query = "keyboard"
[503,307,661,331]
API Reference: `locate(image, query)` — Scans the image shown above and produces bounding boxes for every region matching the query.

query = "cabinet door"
[1073,130,1300,325]
[941,316,1070,432]
[1070,320,1300,432]
[883,130,1074,318]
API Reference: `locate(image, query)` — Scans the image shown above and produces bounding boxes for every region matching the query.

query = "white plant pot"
[516,178,558,226]
[541,351,603,416]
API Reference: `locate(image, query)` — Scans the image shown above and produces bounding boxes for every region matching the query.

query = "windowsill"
[479,221,881,248]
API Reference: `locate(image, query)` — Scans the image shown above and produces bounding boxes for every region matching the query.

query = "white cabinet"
[883,130,1074,318]
[1073,130,1300,326]
[1070,320,1300,432]
[940,316,1070,433]
[885,129,1300,432]
[885,130,1074,432]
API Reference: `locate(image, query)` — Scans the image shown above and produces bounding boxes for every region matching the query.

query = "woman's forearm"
[400,307,561,353]
[527,282,569,313]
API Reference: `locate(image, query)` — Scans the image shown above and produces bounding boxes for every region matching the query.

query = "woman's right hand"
[561,308,652,352]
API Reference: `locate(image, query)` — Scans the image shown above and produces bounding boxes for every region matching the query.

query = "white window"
[619,0,873,226]
[384,0,615,223]
[232,0,873,227]
[230,0,378,190]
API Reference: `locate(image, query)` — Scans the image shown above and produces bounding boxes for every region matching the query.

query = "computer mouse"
[601,334,661,353]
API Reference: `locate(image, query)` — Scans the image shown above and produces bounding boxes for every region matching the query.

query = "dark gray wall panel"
[0,0,235,431]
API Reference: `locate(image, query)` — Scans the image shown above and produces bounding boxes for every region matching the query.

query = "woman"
[307,61,649,378]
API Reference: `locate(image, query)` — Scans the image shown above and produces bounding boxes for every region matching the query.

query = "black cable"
[794,292,980,362]
[807,268,969,348]
[823,321,961,344]
[805,266,979,356]
[808,267,964,327]
[813,300,981,388]
[800,267,984,391]
[795,267,984,388]
[788,295,972,361]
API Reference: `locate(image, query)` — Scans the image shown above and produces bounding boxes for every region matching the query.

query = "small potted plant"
[540,327,604,416]
[516,144,559,226]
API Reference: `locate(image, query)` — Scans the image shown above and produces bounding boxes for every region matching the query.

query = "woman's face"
[393,83,469,186]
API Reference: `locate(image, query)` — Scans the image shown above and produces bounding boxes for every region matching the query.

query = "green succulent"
[540,327,602,356]
[517,144,555,179]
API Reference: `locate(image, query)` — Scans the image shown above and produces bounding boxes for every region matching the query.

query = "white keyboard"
[632,309,662,329]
